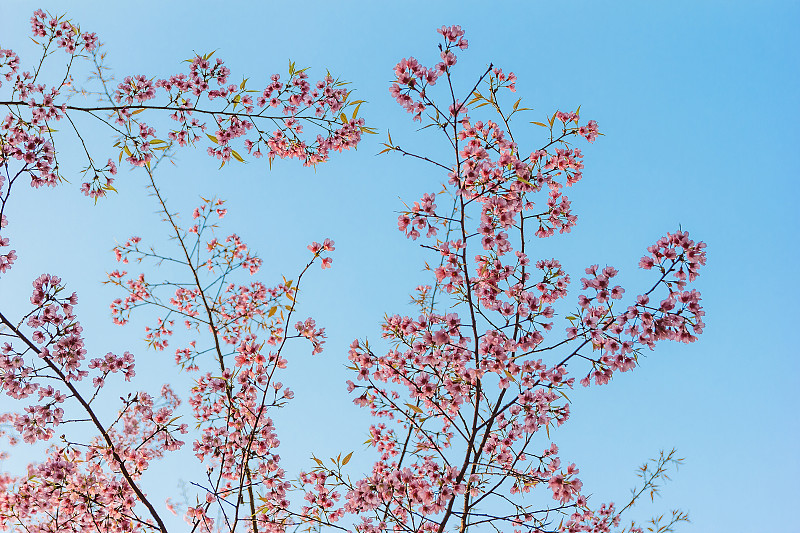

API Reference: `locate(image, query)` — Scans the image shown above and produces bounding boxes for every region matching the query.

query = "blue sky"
[1,1,798,532]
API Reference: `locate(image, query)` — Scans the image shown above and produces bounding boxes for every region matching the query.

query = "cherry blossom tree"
[291,25,704,533]
[0,9,360,533]
[0,11,704,533]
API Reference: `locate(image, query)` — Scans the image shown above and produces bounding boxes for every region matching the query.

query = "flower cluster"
[390,25,469,121]
[30,9,98,52]
[295,318,326,355]
[308,238,335,269]
[0,447,149,531]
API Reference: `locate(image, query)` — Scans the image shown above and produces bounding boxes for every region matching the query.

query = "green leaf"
[207,134,219,144]
[231,150,245,163]
[406,403,423,414]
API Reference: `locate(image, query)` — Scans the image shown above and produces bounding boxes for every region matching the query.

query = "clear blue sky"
[1,1,798,532]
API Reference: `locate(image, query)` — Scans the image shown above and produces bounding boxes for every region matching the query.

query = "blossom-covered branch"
[0,9,369,277]
[299,25,702,533]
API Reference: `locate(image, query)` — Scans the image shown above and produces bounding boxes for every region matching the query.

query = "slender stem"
[0,100,339,124]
